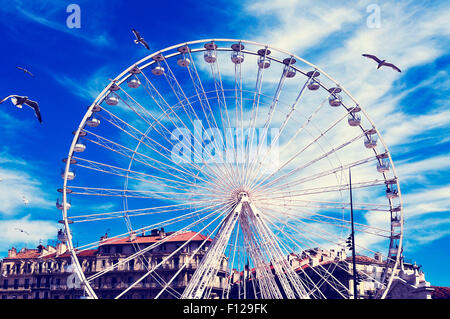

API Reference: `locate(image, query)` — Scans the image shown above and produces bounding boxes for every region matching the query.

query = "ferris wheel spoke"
[256,155,377,195]
[114,201,235,299]
[182,199,247,299]
[221,224,241,299]
[261,211,355,297]
[249,204,311,298]
[72,156,213,194]
[86,201,234,284]
[244,71,316,190]
[253,130,369,193]
[66,185,232,203]
[127,69,236,190]
[263,207,396,271]
[254,179,386,201]
[112,86,177,146]
[239,209,284,298]
[71,202,224,256]
[205,45,244,187]
[271,231,328,299]
[233,57,246,186]
[139,68,230,174]
[154,216,225,299]
[158,57,239,191]
[80,130,198,183]
[67,198,222,224]
[259,199,391,213]
[254,111,354,192]
[262,204,392,238]
[94,107,210,181]
[242,49,270,188]
[107,89,225,183]
[184,49,241,190]
[270,213,391,290]
[80,129,229,191]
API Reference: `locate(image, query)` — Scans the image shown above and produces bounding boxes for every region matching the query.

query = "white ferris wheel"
[59,39,404,299]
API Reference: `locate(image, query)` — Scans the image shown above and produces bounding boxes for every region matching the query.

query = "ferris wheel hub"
[237,191,249,202]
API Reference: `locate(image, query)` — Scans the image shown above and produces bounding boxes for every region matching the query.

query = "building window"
[2,280,8,289]
[14,279,19,289]
[24,279,29,289]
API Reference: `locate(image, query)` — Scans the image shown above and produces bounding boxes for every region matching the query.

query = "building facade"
[228,248,435,299]
[0,228,227,299]
[0,229,437,299]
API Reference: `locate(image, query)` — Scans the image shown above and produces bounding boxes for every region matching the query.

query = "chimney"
[56,242,67,256]
[46,245,56,253]
[374,252,383,262]
[8,247,17,258]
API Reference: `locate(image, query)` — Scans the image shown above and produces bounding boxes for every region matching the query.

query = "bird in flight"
[132,28,150,50]
[22,195,29,206]
[0,95,42,123]
[362,54,401,72]
[16,66,35,77]
[14,228,30,235]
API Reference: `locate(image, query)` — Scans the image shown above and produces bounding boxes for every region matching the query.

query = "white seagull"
[14,228,30,235]
[22,195,29,206]
[0,95,42,123]
[16,66,35,77]
[362,54,402,72]
[132,28,150,50]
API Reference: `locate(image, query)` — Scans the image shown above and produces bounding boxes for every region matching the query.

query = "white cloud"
[0,215,59,253]
[0,149,54,216]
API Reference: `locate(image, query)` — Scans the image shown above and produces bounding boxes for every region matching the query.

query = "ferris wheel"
[58,39,403,299]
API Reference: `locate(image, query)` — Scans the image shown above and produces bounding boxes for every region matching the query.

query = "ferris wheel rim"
[60,38,404,299]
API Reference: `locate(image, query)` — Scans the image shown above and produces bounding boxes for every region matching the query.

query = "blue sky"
[0,0,449,287]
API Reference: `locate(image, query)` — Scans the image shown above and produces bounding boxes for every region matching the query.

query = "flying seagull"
[14,228,30,236]
[22,195,29,206]
[0,95,42,123]
[362,54,401,72]
[16,66,35,77]
[132,28,150,50]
